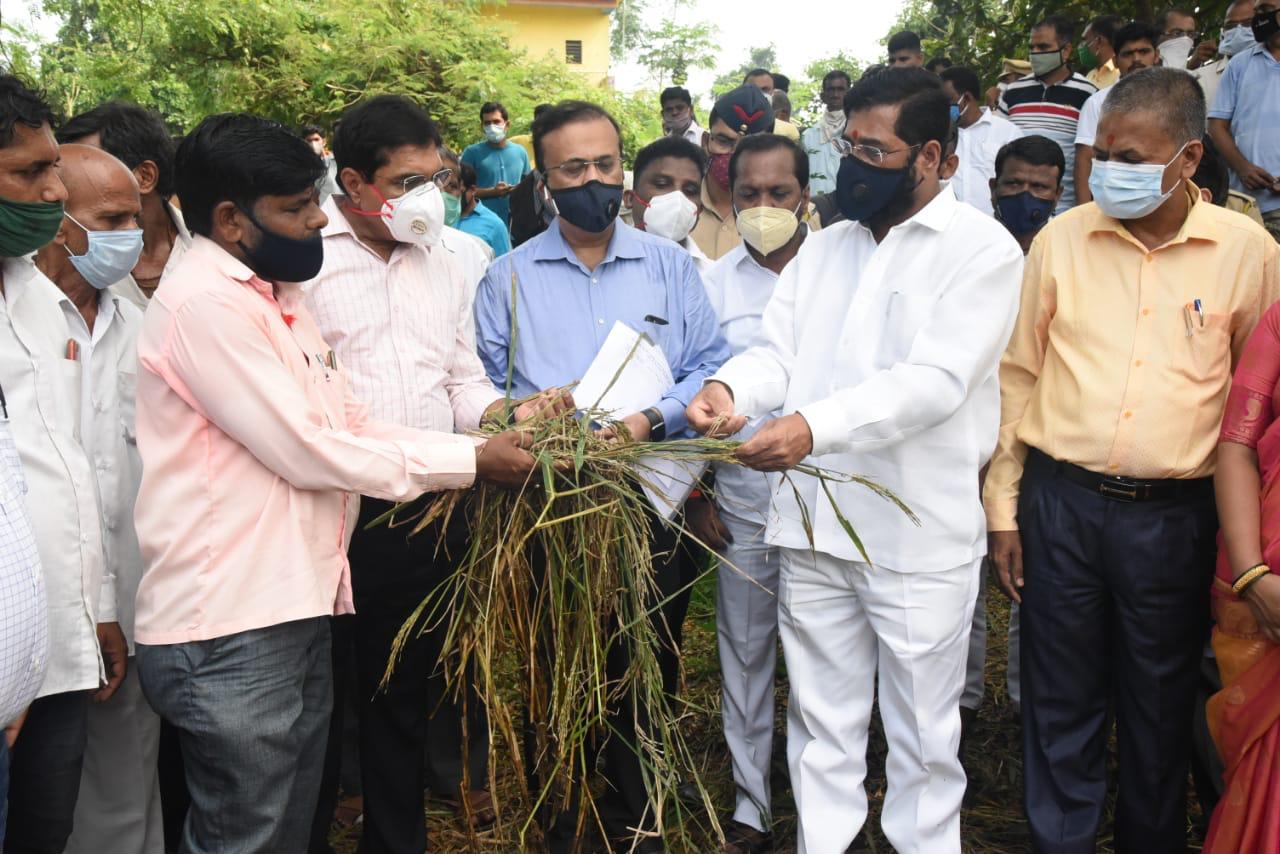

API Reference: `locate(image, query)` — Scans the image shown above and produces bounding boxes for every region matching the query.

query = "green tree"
[611,0,648,61]
[886,0,1234,85]
[636,19,718,86]
[3,0,663,161]
[790,51,864,130]
[711,43,778,97]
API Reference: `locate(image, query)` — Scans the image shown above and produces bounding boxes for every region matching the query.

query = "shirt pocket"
[50,357,83,442]
[1180,311,1231,384]
[875,290,937,370]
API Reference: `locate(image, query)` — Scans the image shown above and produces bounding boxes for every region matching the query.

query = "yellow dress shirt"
[984,185,1280,531]
[1087,58,1120,90]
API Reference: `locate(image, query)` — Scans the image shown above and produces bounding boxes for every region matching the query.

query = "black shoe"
[722,819,773,854]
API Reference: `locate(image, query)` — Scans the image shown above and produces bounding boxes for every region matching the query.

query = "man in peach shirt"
[130,113,538,853]
[985,69,1280,852]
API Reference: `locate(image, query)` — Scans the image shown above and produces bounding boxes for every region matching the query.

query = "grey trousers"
[962,562,1022,711]
[136,617,332,854]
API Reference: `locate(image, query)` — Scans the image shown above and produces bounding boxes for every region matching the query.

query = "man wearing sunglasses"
[300,95,558,854]
[474,99,729,853]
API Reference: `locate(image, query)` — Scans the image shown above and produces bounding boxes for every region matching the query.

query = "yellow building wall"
[490,4,614,85]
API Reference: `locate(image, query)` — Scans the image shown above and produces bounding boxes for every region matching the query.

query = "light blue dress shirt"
[1208,42,1280,214]
[474,219,729,436]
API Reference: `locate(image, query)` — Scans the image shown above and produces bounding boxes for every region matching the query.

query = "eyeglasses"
[543,156,619,180]
[1222,20,1251,32]
[1163,27,1198,39]
[832,138,921,166]
[399,169,453,194]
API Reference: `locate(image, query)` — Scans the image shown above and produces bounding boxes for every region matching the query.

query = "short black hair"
[175,113,325,238]
[887,31,923,54]
[994,134,1066,187]
[533,103,553,120]
[1113,21,1162,54]
[844,66,950,149]
[333,95,442,195]
[744,68,773,83]
[480,101,509,122]
[925,57,954,73]
[1087,14,1125,46]
[459,160,479,192]
[530,100,622,173]
[1160,6,1197,29]
[58,101,178,197]
[1193,134,1229,205]
[772,73,790,92]
[300,124,324,137]
[0,74,55,150]
[939,66,982,100]
[728,133,809,190]
[633,137,707,185]
[822,70,852,89]
[660,86,693,107]
[1034,14,1077,46]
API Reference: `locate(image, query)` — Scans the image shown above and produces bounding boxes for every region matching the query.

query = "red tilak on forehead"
[1106,133,1115,146]
[732,105,765,126]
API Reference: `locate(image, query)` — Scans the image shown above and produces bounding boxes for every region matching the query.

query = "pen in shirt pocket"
[644,315,668,326]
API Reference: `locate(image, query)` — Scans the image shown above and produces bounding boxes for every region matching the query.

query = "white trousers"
[715,512,782,832]
[778,549,979,854]
[962,567,1022,711]
[65,658,164,854]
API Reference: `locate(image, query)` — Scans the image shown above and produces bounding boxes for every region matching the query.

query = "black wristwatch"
[642,406,666,441]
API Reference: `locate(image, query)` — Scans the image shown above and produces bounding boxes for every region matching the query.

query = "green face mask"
[0,195,65,258]
[442,191,462,228]
[1077,43,1099,71]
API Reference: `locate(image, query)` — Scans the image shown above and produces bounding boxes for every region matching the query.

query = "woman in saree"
[1209,301,1280,854]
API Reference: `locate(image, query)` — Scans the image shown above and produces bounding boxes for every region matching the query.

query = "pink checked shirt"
[133,236,479,645]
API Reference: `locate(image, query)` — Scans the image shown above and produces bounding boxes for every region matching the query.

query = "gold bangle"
[1232,564,1270,597]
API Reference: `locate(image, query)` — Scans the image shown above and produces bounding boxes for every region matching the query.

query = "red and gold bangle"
[1232,563,1271,597]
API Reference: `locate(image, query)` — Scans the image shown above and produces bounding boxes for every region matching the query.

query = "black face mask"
[237,207,324,283]
[548,180,623,233]
[1253,7,1280,43]
[835,153,921,225]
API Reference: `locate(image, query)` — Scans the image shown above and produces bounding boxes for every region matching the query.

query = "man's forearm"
[1209,119,1253,174]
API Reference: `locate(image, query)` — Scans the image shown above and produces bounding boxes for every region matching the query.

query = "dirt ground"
[329,575,1209,852]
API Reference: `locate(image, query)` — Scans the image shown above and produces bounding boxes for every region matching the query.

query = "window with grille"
[565,40,583,64]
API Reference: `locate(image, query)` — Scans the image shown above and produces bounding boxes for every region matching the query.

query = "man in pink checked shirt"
[128,113,539,854]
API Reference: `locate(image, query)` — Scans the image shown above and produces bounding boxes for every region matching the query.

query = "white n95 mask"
[638,191,699,243]
[379,183,445,248]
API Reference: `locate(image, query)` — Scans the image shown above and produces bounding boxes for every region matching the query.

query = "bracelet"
[1232,563,1271,597]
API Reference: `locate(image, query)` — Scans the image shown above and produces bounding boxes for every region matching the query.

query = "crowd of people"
[0,2,1279,853]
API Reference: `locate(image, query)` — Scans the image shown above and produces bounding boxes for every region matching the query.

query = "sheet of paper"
[573,321,674,419]
[636,456,709,523]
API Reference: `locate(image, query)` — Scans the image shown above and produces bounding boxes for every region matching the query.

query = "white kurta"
[701,241,784,831]
[0,259,107,698]
[800,123,844,196]
[953,109,1025,216]
[711,186,1024,852]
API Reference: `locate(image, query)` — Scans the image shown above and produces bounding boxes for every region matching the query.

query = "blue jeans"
[136,617,332,854]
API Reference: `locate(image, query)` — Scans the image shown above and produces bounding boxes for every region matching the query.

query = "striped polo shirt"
[998,72,1097,211]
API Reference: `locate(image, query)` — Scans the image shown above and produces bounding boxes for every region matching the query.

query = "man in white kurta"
[688,68,1024,854]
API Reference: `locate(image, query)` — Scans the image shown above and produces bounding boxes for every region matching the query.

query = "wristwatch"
[642,406,666,442]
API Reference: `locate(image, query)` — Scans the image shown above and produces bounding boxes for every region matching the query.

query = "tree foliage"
[888,0,1235,84]
[711,44,779,97]
[636,20,718,87]
[1,0,664,161]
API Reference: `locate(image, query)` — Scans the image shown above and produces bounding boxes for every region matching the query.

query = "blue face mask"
[65,214,144,290]
[547,179,623,233]
[1088,142,1189,220]
[835,154,914,223]
[949,96,965,125]
[994,191,1055,236]
[1220,24,1256,57]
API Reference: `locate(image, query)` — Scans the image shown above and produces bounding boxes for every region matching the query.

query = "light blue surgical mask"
[1219,24,1256,57]
[1088,142,1189,220]
[65,214,144,290]
[483,123,506,143]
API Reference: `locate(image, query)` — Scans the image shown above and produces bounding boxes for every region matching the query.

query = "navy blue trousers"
[1018,449,1216,854]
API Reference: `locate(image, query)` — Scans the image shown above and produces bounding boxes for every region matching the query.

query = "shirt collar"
[1086,181,1219,247]
[699,180,726,223]
[532,218,647,266]
[189,234,273,298]
[904,183,959,233]
[165,199,193,247]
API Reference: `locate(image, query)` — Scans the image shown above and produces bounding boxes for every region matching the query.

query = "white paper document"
[573,321,705,521]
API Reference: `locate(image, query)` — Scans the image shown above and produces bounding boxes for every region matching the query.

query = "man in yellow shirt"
[985,67,1280,853]
[1082,14,1124,88]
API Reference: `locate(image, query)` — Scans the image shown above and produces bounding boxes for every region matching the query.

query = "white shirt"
[1194,57,1231,117]
[800,123,844,196]
[440,225,493,298]
[670,119,704,146]
[110,200,193,311]
[1074,85,1112,149]
[0,258,108,696]
[713,186,1024,572]
[954,109,1025,216]
[0,392,47,727]
[682,236,714,277]
[303,196,501,434]
[56,290,145,650]
[701,243,780,524]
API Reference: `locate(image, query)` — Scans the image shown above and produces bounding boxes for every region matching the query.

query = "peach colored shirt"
[133,236,479,645]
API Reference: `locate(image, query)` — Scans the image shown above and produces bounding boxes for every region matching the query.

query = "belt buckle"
[1099,477,1140,502]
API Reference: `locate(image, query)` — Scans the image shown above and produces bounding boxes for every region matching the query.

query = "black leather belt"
[1029,449,1213,504]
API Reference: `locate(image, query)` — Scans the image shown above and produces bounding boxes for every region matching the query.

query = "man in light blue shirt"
[460,101,530,228]
[1208,4,1280,240]
[456,161,512,257]
[473,100,728,854]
